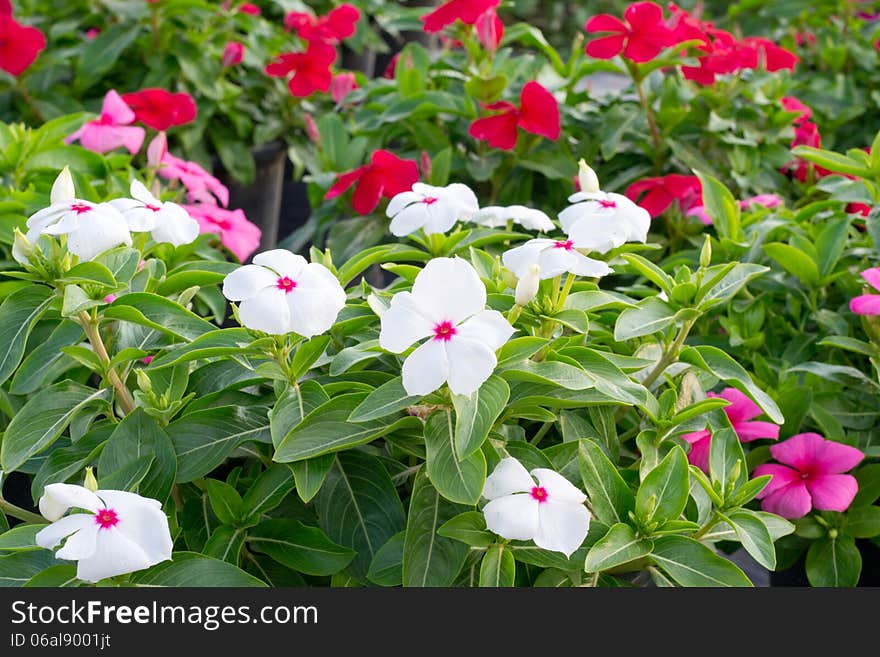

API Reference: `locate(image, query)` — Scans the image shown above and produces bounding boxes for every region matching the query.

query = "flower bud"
[577,159,600,194]
[700,234,712,268]
[303,113,320,144]
[51,166,75,204]
[135,368,153,395]
[12,227,34,264]
[83,467,98,492]
[515,264,541,306]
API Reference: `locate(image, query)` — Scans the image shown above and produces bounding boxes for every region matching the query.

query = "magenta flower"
[682,388,780,472]
[850,268,880,315]
[222,41,244,67]
[64,90,145,155]
[182,203,261,263]
[157,151,229,207]
[754,433,864,519]
[330,72,358,104]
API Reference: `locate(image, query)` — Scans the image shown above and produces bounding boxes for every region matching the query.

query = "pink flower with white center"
[385,183,479,237]
[482,457,591,557]
[110,180,199,247]
[183,203,261,263]
[502,234,613,283]
[35,483,172,583]
[470,205,555,232]
[379,257,514,396]
[157,151,230,207]
[850,268,880,315]
[64,90,145,155]
[14,167,131,263]
[753,433,864,519]
[222,249,346,336]
[331,72,358,104]
[682,387,781,473]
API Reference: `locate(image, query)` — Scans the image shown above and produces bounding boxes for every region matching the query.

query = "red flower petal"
[121,88,197,131]
[469,110,519,150]
[584,14,627,34]
[517,81,560,141]
[585,33,627,59]
[623,1,664,30]
[0,16,46,77]
[325,167,366,200]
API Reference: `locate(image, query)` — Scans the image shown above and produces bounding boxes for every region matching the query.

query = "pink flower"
[850,268,880,315]
[157,151,229,207]
[238,3,260,15]
[64,90,145,155]
[103,294,117,304]
[383,53,400,79]
[303,113,320,143]
[183,204,261,262]
[468,81,560,150]
[141,355,155,365]
[781,96,812,125]
[585,2,675,63]
[683,388,781,472]
[147,132,166,168]
[740,194,782,210]
[475,7,503,53]
[222,41,244,67]
[331,72,358,104]
[754,433,864,519]
[85,28,100,40]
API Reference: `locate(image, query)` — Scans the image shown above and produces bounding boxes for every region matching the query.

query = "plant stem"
[0,497,44,524]
[17,79,44,124]
[556,273,576,312]
[78,312,136,416]
[693,511,723,541]
[640,317,698,389]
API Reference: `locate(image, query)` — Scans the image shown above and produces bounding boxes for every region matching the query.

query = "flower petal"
[806,474,858,512]
[411,257,486,325]
[222,264,277,301]
[455,309,514,351]
[713,387,761,423]
[812,439,864,475]
[401,338,449,396]
[682,430,711,472]
[850,294,880,316]
[483,494,540,541]
[35,513,97,549]
[531,468,586,504]
[483,457,535,499]
[759,481,812,519]
[534,501,591,557]
[285,264,347,338]
[389,203,430,237]
[237,286,292,335]
[253,249,307,280]
[563,210,628,253]
[753,464,802,498]
[769,432,825,471]
[501,239,555,277]
[734,421,780,442]
[54,522,100,561]
[379,291,435,353]
[386,190,421,218]
[97,490,172,564]
[38,483,103,522]
[444,335,497,396]
[75,527,154,583]
[860,267,880,292]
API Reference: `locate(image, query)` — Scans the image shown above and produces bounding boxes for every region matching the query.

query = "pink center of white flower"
[421,197,439,205]
[432,320,457,341]
[598,199,617,209]
[94,508,119,530]
[553,240,574,250]
[70,203,92,215]
[530,486,549,503]
[145,204,162,212]
[276,276,297,293]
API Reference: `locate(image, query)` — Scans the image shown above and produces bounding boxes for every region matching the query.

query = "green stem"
[0,497,44,524]
[78,312,136,416]
[640,317,698,389]
[529,421,553,447]
[693,511,723,541]
[556,273,576,312]
[16,79,44,124]
[627,62,663,170]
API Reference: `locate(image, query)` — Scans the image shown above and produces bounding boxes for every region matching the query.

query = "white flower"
[386,183,478,237]
[110,180,199,247]
[378,257,514,396]
[222,249,346,337]
[515,264,541,305]
[557,190,650,253]
[482,457,591,557]
[502,236,613,282]
[15,167,132,263]
[35,483,172,583]
[470,205,555,232]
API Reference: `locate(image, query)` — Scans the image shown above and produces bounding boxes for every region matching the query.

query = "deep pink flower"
[284,4,360,43]
[141,355,155,365]
[420,0,500,33]
[0,1,10,15]
[238,3,260,15]
[754,433,863,519]
[848,203,873,216]
[783,119,831,183]
[85,28,100,40]
[468,81,560,150]
[325,149,419,215]
[740,194,783,210]
[303,113,320,143]
[265,40,336,98]
[781,96,812,124]
[158,151,229,207]
[331,72,358,104]
[222,41,244,67]
[624,174,702,218]
[585,2,675,63]
[121,88,197,131]
[65,90,145,155]
[740,37,798,72]
[0,14,46,76]
[850,268,880,315]
[683,388,781,472]
[475,7,503,53]
[183,204,261,262]
[383,53,400,79]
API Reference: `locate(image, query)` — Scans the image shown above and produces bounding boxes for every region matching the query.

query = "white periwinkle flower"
[470,205,555,232]
[35,483,173,583]
[222,249,346,337]
[482,457,591,557]
[15,167,132,263]
[111,180,199,247]
[502,236,613,282]
[386,182,478,237]
[379,257,514,396]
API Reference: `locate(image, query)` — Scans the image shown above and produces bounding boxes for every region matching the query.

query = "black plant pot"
[214,140,287,255]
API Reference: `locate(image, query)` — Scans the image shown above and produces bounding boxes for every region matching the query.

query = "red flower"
[0,14,46,77]
[121,88,197,131]
[468,81,560,150]
[585,2,674,63]
[784,120,830,182]
[740,37,798,72]
[265,40,336,97]
[222,41,245,67]
[0,0,11,16]
[284,4,360,43]
[383,53,400,79]
[238,3,260,15]
[325,149,419,215]
[475,7,504,53]
[781,96,812,125]
[421,0,500,34]
[625,174,702,218]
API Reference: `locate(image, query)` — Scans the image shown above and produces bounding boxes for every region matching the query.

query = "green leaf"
[0,524,46,551]
[726,475,771,507]
[336,244,430,286]
[61,261,116,288]
[437,511,494,547]
[578,440,635,526]
[709,427,748,498]
[620,254,674,295]
[205,479,244,526]
[104,293,215,340]
[814,216,850,279]
[247,519,355,576]
[650,535,752,587]
[845,506,880,538]
[697,263,768,310]
[316,451,406,582]
[10,321,82,395]
[1,381,111,472]
[694,171,741,240]
[479,544,515,587]
[269,380,329,449]
[367,531,406,587]
[635,446,689,527]
[203,526,245,564]
[147,329,256,369]
[76,23,140,87]
[679,346,784,423]
[424,411,487,505]
[291,454,334,503]
[347,376,420,422]
[0,551,58,587]
[806,535,861,587]
[762,243,820,287]
[726,510,776,570]
[0,285,54,386]
[130,552,267,587]
[452,375,509,459]
[402,470,468,587]
[290,335,331,379]
[496,336,550,369]
[791,145,872,177]
[614,297,677,341]
[503,361,594,390]
[23,564,82,587]
[584,523,653,572]
[241,464,295,519]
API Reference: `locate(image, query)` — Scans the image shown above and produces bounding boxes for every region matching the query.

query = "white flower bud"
[577,159,600,194]
[515,264,541,306]
[50,166,76,204]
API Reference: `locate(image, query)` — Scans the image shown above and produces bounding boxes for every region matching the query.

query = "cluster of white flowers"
[14,168,199,264]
